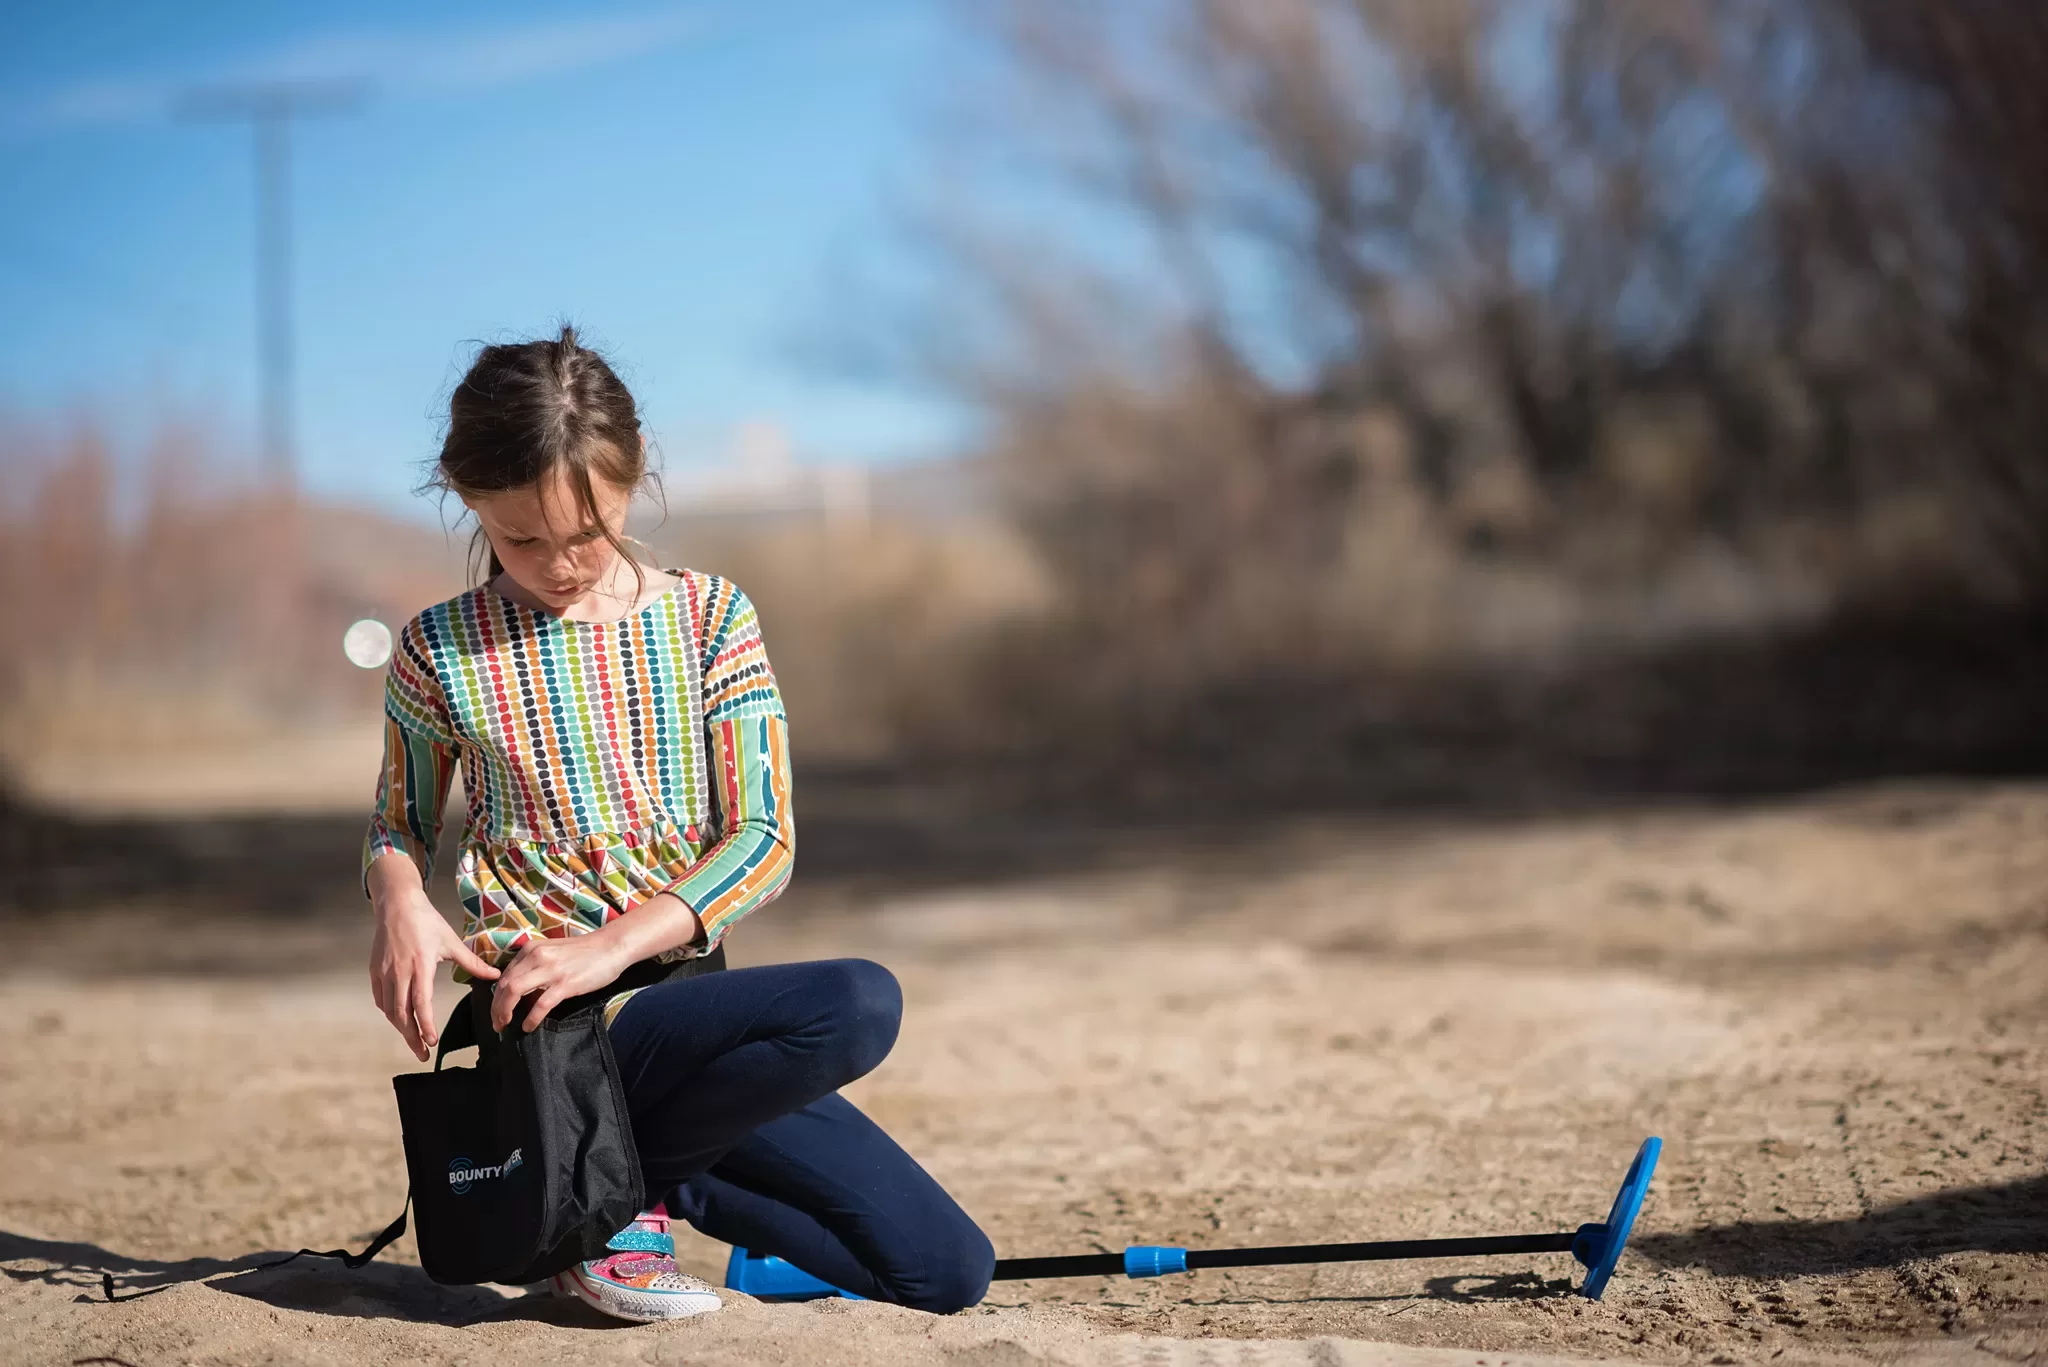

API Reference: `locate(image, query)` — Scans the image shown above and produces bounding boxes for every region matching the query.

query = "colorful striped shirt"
[362,567,793,969]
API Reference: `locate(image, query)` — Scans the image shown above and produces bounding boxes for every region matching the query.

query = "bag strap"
[94,1200,411,1300]
[251,1197,411,1274]
[95,1199,409,1300]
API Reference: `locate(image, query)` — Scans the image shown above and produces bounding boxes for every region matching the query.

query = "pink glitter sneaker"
[550,1207,721,1322]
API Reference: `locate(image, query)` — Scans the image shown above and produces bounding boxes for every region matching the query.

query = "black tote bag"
[266,948,725,1287]
[397,947,726,1285]
[394,990,629,1284]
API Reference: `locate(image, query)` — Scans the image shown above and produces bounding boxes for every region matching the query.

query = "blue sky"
[0,1,969,515]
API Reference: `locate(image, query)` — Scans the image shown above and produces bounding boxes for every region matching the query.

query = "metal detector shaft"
[727,1136,1660,1303]
[993,1231,1576,1281]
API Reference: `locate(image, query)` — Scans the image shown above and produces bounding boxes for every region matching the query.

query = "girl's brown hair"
[432,325,657,597]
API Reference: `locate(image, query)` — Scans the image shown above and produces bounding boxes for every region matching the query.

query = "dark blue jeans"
[604,958,994,1314]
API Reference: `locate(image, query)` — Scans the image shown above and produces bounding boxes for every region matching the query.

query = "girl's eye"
[506,537,536,548]
[573,530,602,543]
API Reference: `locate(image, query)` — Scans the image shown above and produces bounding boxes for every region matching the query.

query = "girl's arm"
[651,579,794,952]
[362,715,455,889]
[362,619,461,889]
[650,711,793,954]
[486,887,699,1032]
[363,621,499,1060]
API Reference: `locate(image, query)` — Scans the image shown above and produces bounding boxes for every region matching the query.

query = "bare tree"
[936,0,2038,621]
[1850,0,2048,591]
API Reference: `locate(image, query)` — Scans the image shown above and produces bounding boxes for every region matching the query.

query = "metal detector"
[726,1136,1660,1304]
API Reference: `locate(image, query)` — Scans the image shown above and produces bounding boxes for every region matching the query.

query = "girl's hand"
[490,934,635,1034]
[370,887,501,1062]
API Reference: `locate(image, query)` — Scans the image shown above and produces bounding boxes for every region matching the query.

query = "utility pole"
[179,82,359,492]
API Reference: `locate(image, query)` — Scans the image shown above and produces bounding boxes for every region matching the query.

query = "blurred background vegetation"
[5,0,2046,890]
[880,0,2048,812]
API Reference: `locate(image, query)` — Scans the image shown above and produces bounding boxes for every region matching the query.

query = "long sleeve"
[648,581,794,953]
[361,618,460,895]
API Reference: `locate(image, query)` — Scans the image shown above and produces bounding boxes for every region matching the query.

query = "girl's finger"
[451,940,501,981]
[391,969,422,1055]
[377,968,403,1033]
[490,973,524,1032]
[410,967,437,1056]
[523,987,564,1033]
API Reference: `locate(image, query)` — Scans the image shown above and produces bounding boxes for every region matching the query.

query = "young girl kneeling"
[362,327,994,1322]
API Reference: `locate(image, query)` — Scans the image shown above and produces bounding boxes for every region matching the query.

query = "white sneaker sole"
[553,1266,722,1322]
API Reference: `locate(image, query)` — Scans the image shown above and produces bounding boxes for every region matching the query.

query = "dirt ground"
[3,779,2045,1366]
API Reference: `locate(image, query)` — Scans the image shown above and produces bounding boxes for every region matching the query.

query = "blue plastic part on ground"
[1122,1245,1189,1278]
[1572,1135,1661,1300]
[723,1247,864,1301]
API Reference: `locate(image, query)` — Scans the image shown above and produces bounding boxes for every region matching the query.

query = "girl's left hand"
[490,934,632,1034]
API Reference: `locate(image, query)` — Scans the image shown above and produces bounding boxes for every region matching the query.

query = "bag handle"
[437,990,479,1070]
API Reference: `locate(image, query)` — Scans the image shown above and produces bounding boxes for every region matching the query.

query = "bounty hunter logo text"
[447,1147,524,1195]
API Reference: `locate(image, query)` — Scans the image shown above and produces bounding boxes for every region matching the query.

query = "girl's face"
[465,466,634,611]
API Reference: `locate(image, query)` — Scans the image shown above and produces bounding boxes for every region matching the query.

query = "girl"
[362,326,994,1322]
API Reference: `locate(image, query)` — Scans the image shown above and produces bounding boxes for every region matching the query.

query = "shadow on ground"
[0,1229,552,1327]
[1636,1174,2048,1277]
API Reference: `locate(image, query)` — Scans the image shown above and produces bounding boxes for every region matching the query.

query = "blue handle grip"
[1123,1245,1188,1278]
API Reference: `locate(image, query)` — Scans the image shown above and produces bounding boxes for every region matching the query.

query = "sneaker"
[551,1208,722,1322]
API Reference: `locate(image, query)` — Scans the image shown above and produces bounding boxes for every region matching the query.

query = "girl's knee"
[894,1221,995,1315]
[830,957,902,1027]
[811,959,901,1080]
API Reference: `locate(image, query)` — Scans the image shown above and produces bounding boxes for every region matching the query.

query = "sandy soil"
[3,780,2045,1366]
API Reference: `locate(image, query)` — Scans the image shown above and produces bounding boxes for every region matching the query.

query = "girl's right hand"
[369,889,501,1062]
